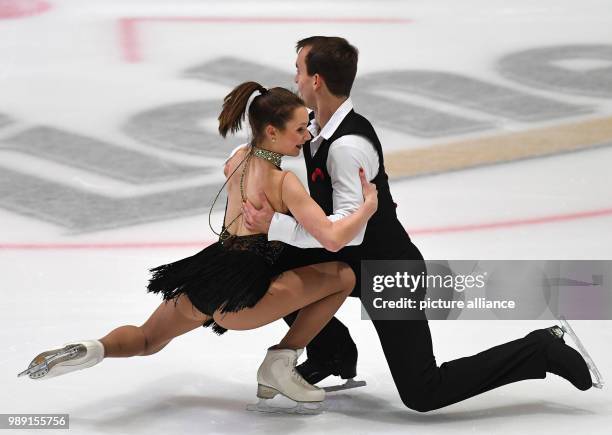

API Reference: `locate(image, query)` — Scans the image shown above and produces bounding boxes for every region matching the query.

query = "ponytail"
[217,81,305,145]
[218,81,267,138]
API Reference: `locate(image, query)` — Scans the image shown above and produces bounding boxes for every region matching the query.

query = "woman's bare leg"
[214,262,355,349]
[100,261,353,356]
[100,294,209,357]
[277,263,355,349]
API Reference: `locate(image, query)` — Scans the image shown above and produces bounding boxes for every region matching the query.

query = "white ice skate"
[558,316,604,389]
[247,348,326,414]
[17,340,105,380]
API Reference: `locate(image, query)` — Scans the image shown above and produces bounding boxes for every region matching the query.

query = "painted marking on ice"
[2,206,612,250]
[0,0,50,19]
[385,116,612,178]
[118,16,412,63]
[409,207,612,236]
[0,241,212,250]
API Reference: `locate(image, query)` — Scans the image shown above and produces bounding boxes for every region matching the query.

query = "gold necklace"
[252,146,282,169]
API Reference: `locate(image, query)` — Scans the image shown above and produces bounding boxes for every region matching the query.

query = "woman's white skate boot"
[17,340,105,380]
[247,347,325,414]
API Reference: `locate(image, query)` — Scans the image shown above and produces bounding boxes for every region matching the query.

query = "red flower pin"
[311,167,325,183]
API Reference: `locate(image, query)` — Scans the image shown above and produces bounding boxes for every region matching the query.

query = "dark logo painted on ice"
[1,45,611,233]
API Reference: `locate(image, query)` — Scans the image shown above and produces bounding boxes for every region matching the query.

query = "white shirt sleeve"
[268,135,379,248]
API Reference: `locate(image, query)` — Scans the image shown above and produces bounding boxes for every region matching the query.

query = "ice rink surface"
[1,0,611,433]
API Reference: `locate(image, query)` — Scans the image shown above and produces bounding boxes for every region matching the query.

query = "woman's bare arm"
[281,169,377,252]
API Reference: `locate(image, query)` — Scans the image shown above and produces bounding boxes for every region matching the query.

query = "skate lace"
[291,367,314,389]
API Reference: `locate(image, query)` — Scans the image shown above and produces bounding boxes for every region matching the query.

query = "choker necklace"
[252,146,282,169]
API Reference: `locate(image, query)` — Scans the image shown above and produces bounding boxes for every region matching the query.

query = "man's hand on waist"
[242,191,274,234]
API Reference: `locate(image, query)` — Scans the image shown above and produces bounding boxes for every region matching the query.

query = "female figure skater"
[18,82,378,410]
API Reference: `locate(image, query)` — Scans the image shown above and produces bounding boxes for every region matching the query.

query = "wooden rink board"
[385,117,612,178]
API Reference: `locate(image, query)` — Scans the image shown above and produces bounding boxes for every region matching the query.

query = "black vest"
[303,109,411,262]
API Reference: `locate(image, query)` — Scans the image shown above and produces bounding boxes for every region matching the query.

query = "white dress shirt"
[267,98,380,248]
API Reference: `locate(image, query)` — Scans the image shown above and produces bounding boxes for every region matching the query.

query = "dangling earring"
[272,138,276,142]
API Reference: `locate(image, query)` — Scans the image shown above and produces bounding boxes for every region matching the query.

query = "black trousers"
[273,241,553,412]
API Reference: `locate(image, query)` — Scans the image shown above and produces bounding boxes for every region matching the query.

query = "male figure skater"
[243,36,597,411]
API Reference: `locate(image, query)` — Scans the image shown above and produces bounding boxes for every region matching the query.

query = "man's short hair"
[296,36,359,97]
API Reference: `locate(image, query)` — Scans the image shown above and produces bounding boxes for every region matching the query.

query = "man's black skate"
[536,323,602,390]
[296,342,366,391]
[296,356,357,384]
[546,338,592,391]
[558,317,604,389]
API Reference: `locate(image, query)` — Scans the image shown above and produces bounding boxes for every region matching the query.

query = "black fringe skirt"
[146,234,285,335]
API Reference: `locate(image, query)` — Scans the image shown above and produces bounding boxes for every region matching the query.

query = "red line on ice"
[0,241,212,250]
[410,207,612,235]
[2,207,612,250]
[118,16,413,63]
[0,0,51,20]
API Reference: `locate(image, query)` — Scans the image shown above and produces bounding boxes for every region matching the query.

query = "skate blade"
[323,378,367,393]
[17,345,84,380]
[246,398,325,415]
[559,316,605,389]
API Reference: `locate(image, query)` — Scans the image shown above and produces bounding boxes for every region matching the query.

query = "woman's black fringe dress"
[147,146,290,335]
[147,233,286,335]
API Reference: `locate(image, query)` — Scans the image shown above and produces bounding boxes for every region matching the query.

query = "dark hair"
[218,81,305,145]
[296,36,359,97]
